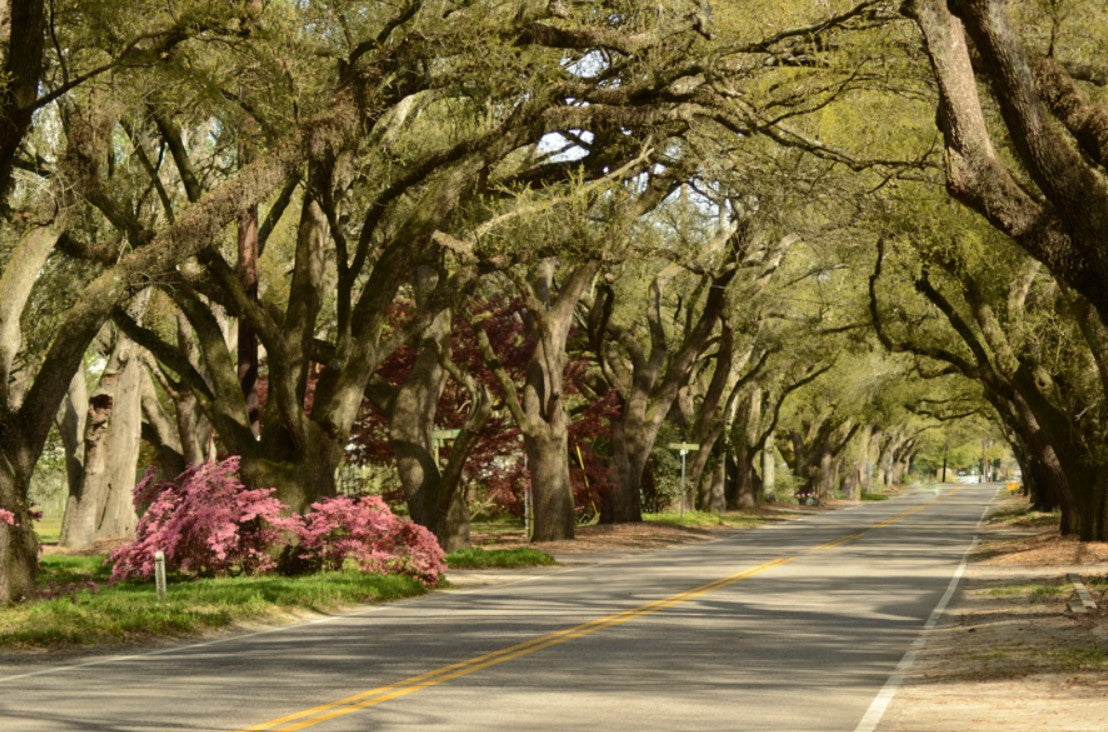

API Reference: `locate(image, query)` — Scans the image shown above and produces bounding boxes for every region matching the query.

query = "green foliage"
[444,547,556,569]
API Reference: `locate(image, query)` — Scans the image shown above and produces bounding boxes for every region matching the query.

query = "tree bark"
[0,473,36,604]
[0,0,45,196]
[59,333,142,549]
[907,0,1108,322]
[388,268,481,551]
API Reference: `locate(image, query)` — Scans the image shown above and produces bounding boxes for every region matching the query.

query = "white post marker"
[667,443,700,517]
[154,550,167,601]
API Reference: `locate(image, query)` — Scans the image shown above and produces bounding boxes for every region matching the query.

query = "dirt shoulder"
[877,496,1108,731]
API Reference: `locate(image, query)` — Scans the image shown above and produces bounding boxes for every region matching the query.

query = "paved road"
[2,485,996,731]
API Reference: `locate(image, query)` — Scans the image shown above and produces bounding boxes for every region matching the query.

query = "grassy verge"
[860,492,889,501]
[986,581,1066,601]
[643,510,778,529]
[987,501,1061,529]
[1,554,428,650]
[445,547,556,569]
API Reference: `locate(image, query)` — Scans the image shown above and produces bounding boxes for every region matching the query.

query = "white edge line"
[853,488,997,732]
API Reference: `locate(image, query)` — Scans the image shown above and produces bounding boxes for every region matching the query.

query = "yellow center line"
[814,531,866,550]
[816,487,964,550]
[240,556,796,731]
[242,487,967,731]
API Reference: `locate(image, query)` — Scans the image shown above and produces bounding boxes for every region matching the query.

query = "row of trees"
[2,1,1105,603]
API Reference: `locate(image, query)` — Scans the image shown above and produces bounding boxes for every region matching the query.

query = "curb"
[1066,572,1098,615]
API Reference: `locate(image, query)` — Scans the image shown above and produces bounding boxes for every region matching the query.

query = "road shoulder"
[876,497,1108,731]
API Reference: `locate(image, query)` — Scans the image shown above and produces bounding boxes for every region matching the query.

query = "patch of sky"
[537,128,594,163]
[563,49,608,79]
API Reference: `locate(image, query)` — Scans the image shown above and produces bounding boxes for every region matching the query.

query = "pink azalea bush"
[294,495,444,587]
[109,457,295,581]
[109,457,445,587]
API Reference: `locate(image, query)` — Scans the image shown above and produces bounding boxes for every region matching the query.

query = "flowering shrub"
[109,457,295,581]
[0,508,15,525]
[294,495,444,587]
[109,458,444,587]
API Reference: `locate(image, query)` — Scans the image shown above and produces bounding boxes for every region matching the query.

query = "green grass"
[860,492,889,501]
[445,547,556,569]
[986,581,1066,601]
[33,516,63,543]
[1045,646,1108,672]
[987,502,1061,529]
[643,510,776,529]
[1,555,428,650]
[964,643,1108,678]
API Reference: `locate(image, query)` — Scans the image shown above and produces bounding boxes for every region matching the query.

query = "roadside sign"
[666,443,701,516]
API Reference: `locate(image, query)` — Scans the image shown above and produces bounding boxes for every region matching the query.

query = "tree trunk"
[138,368,187,478]
[816,449,836,502]
[762,432,776,498]
[237,203,262,436]
[59,336,142,549]
[697,451,726,513]
[1071,467,1107,542]
[55,370,87,511]
[730,436,758,510]
[243,420,343,513]
[525,428,575,542]
[389,297,472,551]
[479,261,596,540]
[845,425,873,501]
[604,417,650,523]
[0,480,37,604]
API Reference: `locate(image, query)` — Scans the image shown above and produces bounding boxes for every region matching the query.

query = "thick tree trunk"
[243,421,343,513]
[138,368,187,478]
[525,428,575,542]
[482,261,596,540]
[604,418,650,523]
[59,337,142,549]
[729,437,759,510]
[697,452,726,513]
[0,451,37,604]
[688,430,721,509]
[841,472,859,502]
[1072,468,1107,542]
[390,299,472,551]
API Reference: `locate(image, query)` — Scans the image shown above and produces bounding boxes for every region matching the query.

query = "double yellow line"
[242,556,795,731]
[244,488,962,730]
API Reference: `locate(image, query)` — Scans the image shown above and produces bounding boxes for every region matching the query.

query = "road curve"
[1,484,996,731]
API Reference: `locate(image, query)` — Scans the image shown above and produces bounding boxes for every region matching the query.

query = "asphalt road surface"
[2,484,996,731]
